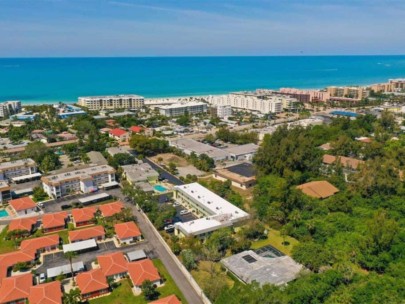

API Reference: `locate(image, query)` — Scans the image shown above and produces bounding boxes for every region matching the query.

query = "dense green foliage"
[23,141,61,173]
[129,134,170,157]
[216,127,259,144]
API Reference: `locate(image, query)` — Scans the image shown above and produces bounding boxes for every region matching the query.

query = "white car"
[39,273,46,283]
[164,225,175,232]
[179,210,190,215]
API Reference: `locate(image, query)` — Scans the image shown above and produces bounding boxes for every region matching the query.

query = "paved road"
[144,158,184,186]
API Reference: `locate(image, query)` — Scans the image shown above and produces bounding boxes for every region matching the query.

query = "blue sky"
[0,0,404,57]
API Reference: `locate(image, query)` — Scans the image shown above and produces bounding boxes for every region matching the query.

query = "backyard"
[250,228,299,256]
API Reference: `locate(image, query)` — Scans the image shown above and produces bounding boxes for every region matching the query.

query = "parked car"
[164,225,175,233]
[61,204,71,210]
[179,210,190,215]
[39,273,46,283]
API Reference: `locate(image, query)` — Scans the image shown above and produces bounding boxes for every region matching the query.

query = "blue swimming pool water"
[0,209,9,218]
[154,185,167,192]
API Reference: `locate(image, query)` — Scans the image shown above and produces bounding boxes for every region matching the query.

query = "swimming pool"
[154,185,168,192]
[0,209,9,218]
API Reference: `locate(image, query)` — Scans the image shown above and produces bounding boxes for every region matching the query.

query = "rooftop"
[76,269,109,295]
[28,281,62,304]
[8,196,37,211]
[0,158,36,171]
[71,206,97,223]
[322,154,364,170]
[149,295,181,304]
[221,250,303,286]
[69,225,105,242]
[114,221,142,239]
[122,163,159,183]
[169,138,230,160]
[41,165,115,185]
[79,94,144,100]
[42,212,67,229]
[109,128,128,137]
[0,273,32,304]
[8,216,38,232]
[159,101,207,109]
[47,261,85,278]
[63,239,98,253]
[297,180,339,199]
[98,252,128,277]
[98,201,124,217]
[224,143,259,156]
[127,259,160,286]
[86,151,108,165]
[126,250,147,262]
[20,234,59,253]
[106,146,131,156]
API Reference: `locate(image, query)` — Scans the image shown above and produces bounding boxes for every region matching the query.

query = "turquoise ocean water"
[0,56,404,104]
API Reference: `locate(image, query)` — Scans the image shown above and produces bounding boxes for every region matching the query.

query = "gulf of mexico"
[0,56,404,104]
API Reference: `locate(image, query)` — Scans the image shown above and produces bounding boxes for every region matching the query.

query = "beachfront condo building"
[279,88,330,102]
[0,100,22,118]
[207,92,298,114]
[0,158,38,181]
[78,95,144,110]
[215,105,232,118]
[158,101,208,117]
[41,165,116,198]
[326,86,369,101]
[370,79,405,93]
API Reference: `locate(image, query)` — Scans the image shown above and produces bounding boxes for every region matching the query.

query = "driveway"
[144,158,184,186]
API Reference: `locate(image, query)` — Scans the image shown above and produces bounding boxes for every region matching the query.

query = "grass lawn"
[57,230,69,244]
[191,260,234,291]
[90,259,187,304]
[250,228,299,256]
[0,226,18,254]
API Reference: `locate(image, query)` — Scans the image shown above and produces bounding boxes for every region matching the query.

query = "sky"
[0,0,404,57]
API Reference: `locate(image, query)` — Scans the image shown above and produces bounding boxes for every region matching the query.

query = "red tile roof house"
[98,201,124,218]
[71,206,97,227]
[128,259,161,294]
[0,251,36,283]
[150,295,182,304]
[28,281,62,304]
[109,128,130,142]
[8,197,37,217]
[0,273,33,304]
[20,234,60,255]
[69,225,105,243]
[42,212,68,233]
[114,221,142,245]
[129,126,143,134]
[97,252,128,281]
[76,269,110,300]
[8,216,38,237]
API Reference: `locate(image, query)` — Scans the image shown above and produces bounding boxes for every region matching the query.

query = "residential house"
[97,252,128,281]
[28,281,62,304]
[8,197,37,217]
[0,251,36,283]
[297,181,339,199]
[8,216,38,237]
[121,163,159,185]
[98,201,124,218]
[149,295,181,304]
[76,269,110,300]
[0,273,32,304]
[129,126,143,134]
[109,128,129,142]
[20,235,60,255]
[68,226,105,243]
[213,162,256,190]
[223,143,259,161]
[56,132,77,141]
[127,259,161,293]
[71,206,97,227]
[42,212,68,233]
[114,222,142,244]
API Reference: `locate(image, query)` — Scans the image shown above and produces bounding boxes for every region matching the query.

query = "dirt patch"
[151,153,189,167]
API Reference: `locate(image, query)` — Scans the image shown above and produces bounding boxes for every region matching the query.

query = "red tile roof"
[0,251,36,282]
[129,126,143,133]
[0,273,32,304]
[97,252,128,277]
[8,197,36,211]
[28,281,62,304]
[42,212,67,229]
[20,235,59,253]
[71,206,96,224]
[8,216,38,232]
[114,222,141,240]
[128,259,160,286]
[109,128,127,137]
[76,269,109,295]
[150,295,181,304]
[98,201,124,217]
[69,225,105,242]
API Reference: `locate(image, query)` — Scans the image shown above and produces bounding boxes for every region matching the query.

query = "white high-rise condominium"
[0,101,22,118]
[78,95,144,110]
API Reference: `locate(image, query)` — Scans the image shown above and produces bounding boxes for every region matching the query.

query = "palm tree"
[64,251,77,283]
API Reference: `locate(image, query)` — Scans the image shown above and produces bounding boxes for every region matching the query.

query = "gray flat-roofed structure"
[86,151,108,165]
[47,261,85,278]
[106,146,132,157]
[109,111,136,117]
[78,192,111,205]
[169,138,230,161]
[122,163,159,185]
[221,250,303,286]
[224,143,259,161]
[63,239,98,253]
[213,162,256,190]
[126,249,147,262]
[225,162,255,177]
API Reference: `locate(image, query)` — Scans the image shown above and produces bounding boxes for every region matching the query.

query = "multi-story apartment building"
[0,101,22,118]
[326,86,369,101]
[77,95,144,110]
[279,88,330,102]
[0,159,38,180]
[370,79,405,93]
[215,105,232,118]
[41,165,116,198]
[207,92,296,114]
[158,101,208,117]
[0,181,11,203]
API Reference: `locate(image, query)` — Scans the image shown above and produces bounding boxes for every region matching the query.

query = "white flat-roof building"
[121,163,159,185]
[159,101,208,117]
[215,105,232,118]
[0,101,22,118]
[173,183,249,238]
[169,138,230,161]
[41,165,116,198]
[224,143,259,161]
[78,95,144,110]
[0,158,37,180]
